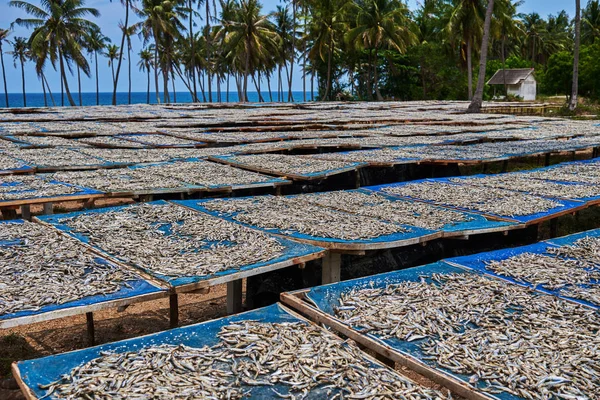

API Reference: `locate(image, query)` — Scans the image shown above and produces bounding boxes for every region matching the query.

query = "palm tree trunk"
[61,69,64,106]
[197,68,206,102]
[374,48,383,101]
[20,60,26,107]
[287,0,296,102]
[467,36,473,100]
[147,69,150,103]
[113,0,129,106]
[267,72,273,102]
[467,0,495,113]
[163,69,170,103]
[501,34,507,96]
[95,51,100,105]
[278,65,282,102]
[41,73,47,107]
[189,0,198,102]
[43,73,56,107]
[226,73,230,102]
[128,40,132,105]
[243,39,250,103]
[311,72,314,101]
[59,52,76,107]
[303,7,307,102]
[111,63,115,90]
[153,41,161,103]
[172,73,177,103]
[77,66,82,106]
[0,43,8,107]
[206,0,212,103]
[570,0,581,111]
[321,37,333,101]
[217,76,221,102]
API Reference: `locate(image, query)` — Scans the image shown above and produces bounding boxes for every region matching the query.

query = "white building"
[487,68,537,101]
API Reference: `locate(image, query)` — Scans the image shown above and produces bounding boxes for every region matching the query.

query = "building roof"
[487,69,535,85]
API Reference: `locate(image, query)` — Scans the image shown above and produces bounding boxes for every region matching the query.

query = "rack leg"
[544,153,551,167]
[21,205,31,221]
[354,169,361,188]
[86,312,95,346]
[227,279,243,314]
[322,252,341,284]
[501,160,509,173]
[169,294,179,328]
[43,202,53,215]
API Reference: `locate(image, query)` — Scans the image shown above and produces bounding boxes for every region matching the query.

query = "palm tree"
[570,0,581,111]
[120,23,138,104]
[111,0,131,106]
[138,48,153,103]
[272,5,293,101]
[187,0,199,102]
[467,0,495,113]
[85,27,110,105]
[492,0,523,95]
[0,29,10,108]
[306,0,349,101]
[583,0,600,44]
[10,0,101,107]
[9,37,30,107]
[447,0,485,100]
[106,44,120,89]
[521,13,546,64]
[220,0,279,102]
[347,0,416,101]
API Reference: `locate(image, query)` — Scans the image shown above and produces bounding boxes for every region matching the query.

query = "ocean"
[0,91,313,108]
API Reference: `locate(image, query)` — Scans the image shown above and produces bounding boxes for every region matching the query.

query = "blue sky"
[0,0,577,94]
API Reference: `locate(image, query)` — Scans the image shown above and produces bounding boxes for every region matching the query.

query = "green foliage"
[543,51,573,97]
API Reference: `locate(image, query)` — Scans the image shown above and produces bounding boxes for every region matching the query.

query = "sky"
[0,0,578,95]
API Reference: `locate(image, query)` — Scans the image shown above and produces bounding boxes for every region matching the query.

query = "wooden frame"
[281,290,494,400]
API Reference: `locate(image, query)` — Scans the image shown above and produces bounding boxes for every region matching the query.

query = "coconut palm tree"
[10,0,101,107]
[85,27,110,105]
[521,13,546,64]
[106,44,120,89]
[0,29,10,108]
[467,0,495,113]
[570,0,581,111]
[110,0,131,106]
[138,47,154,103]
[9,37,30,107]
[492,0,523,95]
[583,0,600,44]
[220,0,279,102]
[346,0,417,101]
[447,0,485,100]
[120,23,138,104]
[272,5,293,101]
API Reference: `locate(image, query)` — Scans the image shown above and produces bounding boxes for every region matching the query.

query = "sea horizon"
[0,91,314,108]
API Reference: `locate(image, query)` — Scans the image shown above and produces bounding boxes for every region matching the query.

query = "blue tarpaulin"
[0,219,164,323]
[15,303,403,399]
[366,178,585,224]
[176,197,438,248]
[37,201,325,288]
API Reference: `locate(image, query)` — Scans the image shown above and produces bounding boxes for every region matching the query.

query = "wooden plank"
[0,193,104,208]
[11,363,37,400]
[226,279,243,314]
[169,294,179,328]
[280,292,493,400]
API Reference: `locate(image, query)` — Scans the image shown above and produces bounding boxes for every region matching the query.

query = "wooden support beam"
[501,160,509,173]
[83,198,96,209]
[544,153,551,167]
[322,252,341,285]
[21,205,31,221]
[275,186,282,196]
[227,279,243,314]
[354,169,361,189]
[86,312,95,347]
[42,203,53,215]
[169,294,179,328]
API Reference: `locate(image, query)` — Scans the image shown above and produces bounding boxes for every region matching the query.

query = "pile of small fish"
[485,252,600,289]
[0,221,138,316]
[120,134,202,147]
[79,136,150,149]
[10,135,89,148]
[6,148,103,168]
[335,273,600,399]
[0,152,29,170]
[548,236,600,265]
[223,154,359,176]
[381,181,562,217]
[451,174,600,199]
[50,169,187,193]
[0,175,81,201]
[78,148,199,164]
[297,191,473,230]
[42,321,448,399]
[202,196,409,240]
[526,163,600,185]
[57,203,285,277]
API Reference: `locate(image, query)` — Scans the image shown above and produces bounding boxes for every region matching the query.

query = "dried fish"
[297,191,473,230]
[222,154,359,176]
[335,273,600,399]
[42,321,448,399]
[0,175,82,201]
[381,181,562,217]
[202,196,409,240]
[548,236,600,265]
[0,221,138,316]
[5,148,103,168]
[57,203,285,277]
